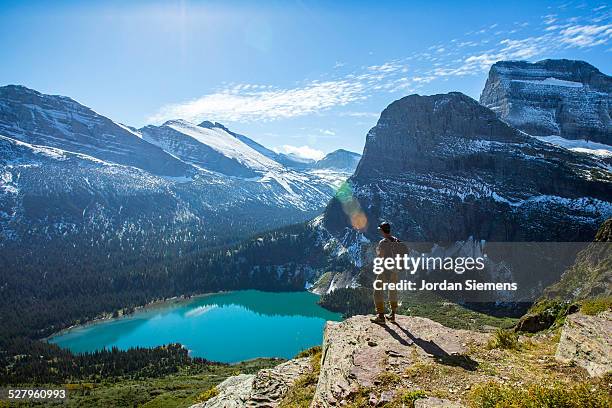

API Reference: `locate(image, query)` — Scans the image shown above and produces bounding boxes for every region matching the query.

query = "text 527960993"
[1,388,67,401]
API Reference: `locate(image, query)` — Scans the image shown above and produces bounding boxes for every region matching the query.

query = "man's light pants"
[373,269,398,314]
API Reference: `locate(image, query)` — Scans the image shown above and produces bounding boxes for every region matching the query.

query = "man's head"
[378,221,391,237]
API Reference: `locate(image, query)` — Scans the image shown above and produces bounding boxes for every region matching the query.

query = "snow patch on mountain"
[512,77,584,88]
[165,120,282,172]
[533,135,612,158]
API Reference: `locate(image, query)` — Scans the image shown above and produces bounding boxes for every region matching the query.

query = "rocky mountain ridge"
[0,85,359,246]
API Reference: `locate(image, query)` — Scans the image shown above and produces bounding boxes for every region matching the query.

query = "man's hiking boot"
[370,314,386,324]
[387,312,396,322]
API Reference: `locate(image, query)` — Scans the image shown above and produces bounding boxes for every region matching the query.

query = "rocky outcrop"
[480,59,611,145]
[311,315,486,407]
[555,311,611,377]
[186,315,485,407]
[191,357,311,408]
[191,313,610,407]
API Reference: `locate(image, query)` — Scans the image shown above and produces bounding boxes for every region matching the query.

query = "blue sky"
[1,0,610,158]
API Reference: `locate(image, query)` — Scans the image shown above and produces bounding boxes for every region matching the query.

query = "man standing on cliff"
[371,221,402,324]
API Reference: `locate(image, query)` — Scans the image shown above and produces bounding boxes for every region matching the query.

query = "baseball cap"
[377,221,391,233]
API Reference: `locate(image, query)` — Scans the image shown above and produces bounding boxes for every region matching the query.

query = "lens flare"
[336,182,368,231]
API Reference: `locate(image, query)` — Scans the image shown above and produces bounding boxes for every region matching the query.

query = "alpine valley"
[0,84,360,341]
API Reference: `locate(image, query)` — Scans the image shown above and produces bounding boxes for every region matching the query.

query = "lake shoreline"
[43,291,228,342]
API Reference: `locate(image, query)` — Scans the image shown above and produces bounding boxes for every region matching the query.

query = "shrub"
[580,297,612,316]
[295,345,322,359]
[399,390,427,407]
[195,386,219,403]
[487,328,519,350]
[278,349,322,407]
[375,371,402,386]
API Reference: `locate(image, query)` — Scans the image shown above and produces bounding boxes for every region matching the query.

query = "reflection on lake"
[49,290,342,363]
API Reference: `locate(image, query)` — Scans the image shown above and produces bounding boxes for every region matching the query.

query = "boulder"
[191,357,311,408]
[555,311,611,377]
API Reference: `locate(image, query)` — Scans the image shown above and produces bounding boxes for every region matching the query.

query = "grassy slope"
[4,359,281,408]
[396,292,517,331]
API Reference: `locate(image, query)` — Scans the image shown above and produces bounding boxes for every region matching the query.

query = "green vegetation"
[6,358,280,408]
[487,329,520,350]
[0,221,351,386]
[295,345,322,359]
[342,387,371,408]
[398,390,427,407]
[580,296,612,315]
[279,347,322,408]
[319,287,373,317]
[397,293,518,331]
[517,296,611,334]
[375,372,402,386]
[542,219,611,302]
[468,378,611,408]
[517,299,575,332]
[194,386,219,404]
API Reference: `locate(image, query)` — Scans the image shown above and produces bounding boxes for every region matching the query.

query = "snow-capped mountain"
[141,119,283,177]
[0,85,192,177]
[0,85,354,246]
[196,120,317,170]
[313,149,361,172]
[480,59,611,146]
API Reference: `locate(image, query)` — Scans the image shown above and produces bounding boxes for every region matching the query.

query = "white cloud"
[274,145,325,160]
[148,6,611,125]
[543,14,557,25]
[149,79,367,124]
[559,24,612,47]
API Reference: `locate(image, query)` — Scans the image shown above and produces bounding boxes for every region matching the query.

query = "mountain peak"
[198,120,231,133]
[324,89,611,241]
[161,118,194,127]
[491,59,601,75]
[313,149,361,171]
[481,59,611,144]
[372,92,521,146]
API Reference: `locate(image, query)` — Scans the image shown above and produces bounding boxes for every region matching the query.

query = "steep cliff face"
[480,59,611,145]
[323,92,611,243]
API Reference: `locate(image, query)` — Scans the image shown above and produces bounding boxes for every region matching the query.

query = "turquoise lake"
[48,290,342,363]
